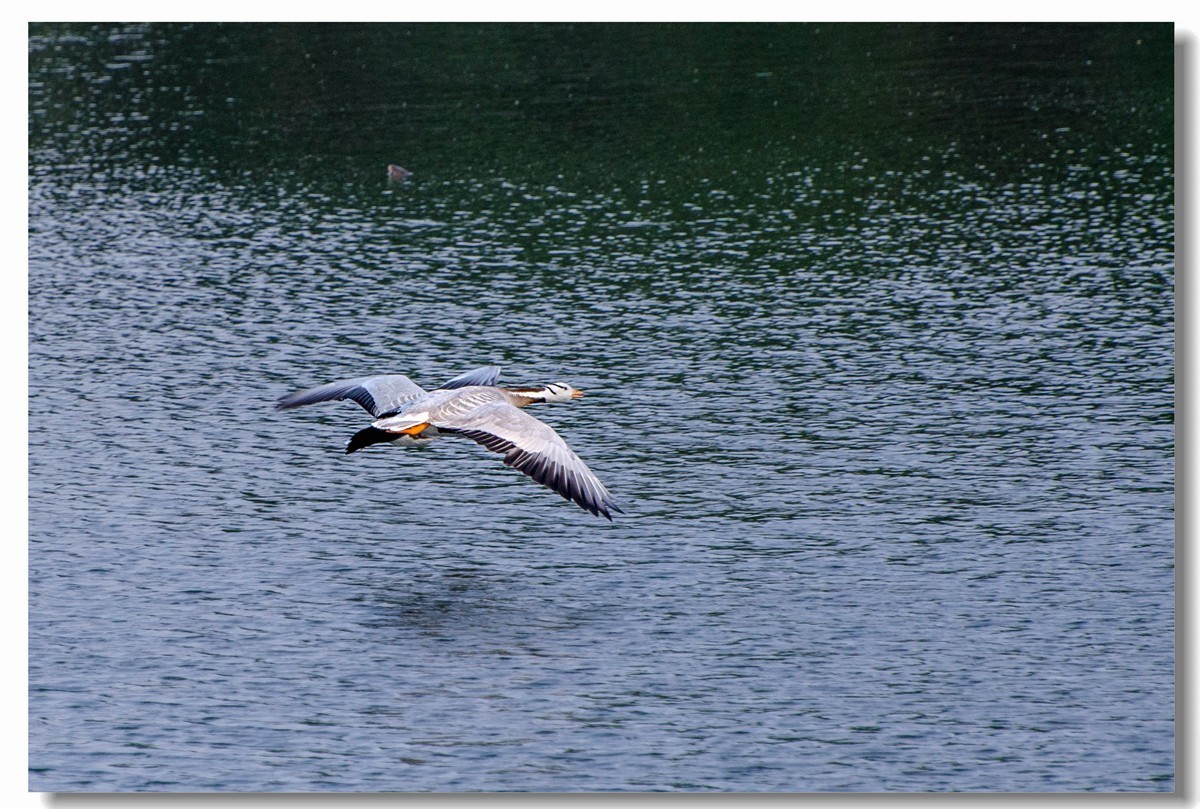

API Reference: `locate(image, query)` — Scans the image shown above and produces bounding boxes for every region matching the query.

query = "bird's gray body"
[276,365,620,519]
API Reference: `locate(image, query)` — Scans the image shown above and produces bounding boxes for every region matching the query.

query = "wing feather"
[436,365,502,390]
[276,374,427,417]
[437,403,620,519]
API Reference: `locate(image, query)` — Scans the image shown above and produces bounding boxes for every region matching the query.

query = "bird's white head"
[543,382,584,402]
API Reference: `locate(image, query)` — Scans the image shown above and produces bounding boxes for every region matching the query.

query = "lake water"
[28,23,1175,792]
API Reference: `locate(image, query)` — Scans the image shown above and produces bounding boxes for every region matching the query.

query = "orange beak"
[571,389,585,399]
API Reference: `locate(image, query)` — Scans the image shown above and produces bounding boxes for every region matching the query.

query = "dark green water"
[29,23,1173,791]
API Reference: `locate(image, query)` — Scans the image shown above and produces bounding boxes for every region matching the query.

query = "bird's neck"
[501,387,551,408]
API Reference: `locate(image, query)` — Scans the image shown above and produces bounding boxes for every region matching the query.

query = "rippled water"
[29,23,1174,791]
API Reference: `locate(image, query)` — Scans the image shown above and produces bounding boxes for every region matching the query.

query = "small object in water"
[387,164,413,182]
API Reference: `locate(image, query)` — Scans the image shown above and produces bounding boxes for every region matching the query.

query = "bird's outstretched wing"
[436,365,502,390]
[275,374,427,417]
[435,402,621,520]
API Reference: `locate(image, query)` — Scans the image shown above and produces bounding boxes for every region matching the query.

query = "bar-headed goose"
[276,365,621,520]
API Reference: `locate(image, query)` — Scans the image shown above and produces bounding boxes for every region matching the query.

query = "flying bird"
[276,365,621,519]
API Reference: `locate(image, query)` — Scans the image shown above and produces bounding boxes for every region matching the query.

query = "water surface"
[29,23,1174,791]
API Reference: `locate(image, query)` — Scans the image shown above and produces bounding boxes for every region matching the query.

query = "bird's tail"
[346,426,399,454]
